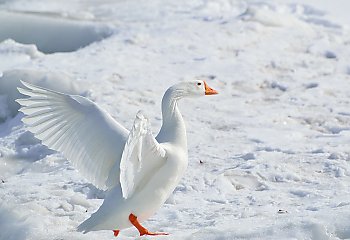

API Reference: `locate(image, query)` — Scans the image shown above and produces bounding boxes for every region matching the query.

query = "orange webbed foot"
[129,213,169,236]
[140,230,169,236]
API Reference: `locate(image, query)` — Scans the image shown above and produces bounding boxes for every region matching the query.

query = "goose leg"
[113,229,120,237]
[129,213,169,236]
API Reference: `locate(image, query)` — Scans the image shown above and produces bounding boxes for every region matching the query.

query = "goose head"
[168,80,218,99]
[159,80,218,144]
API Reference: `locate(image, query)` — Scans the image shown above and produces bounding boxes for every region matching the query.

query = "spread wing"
[120,111,166,199]
[16,81,129,190]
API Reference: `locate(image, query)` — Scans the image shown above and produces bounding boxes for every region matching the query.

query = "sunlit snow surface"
[1,1,350,239]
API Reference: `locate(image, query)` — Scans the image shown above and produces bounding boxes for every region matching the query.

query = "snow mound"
[241,3,305,27]
[0,11,113,54]
[0,40,44,71]
[0,69,87,121]
[0,39,43,59]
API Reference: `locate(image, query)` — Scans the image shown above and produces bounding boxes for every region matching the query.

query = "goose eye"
[197,82,202,86]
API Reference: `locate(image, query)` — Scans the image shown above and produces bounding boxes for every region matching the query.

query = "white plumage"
[120,110,166,199]
[17,81,128,190]
[16,80,218,237]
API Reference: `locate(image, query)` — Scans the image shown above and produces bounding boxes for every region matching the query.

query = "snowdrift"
[0,69,86,121]
[0,11,113,53]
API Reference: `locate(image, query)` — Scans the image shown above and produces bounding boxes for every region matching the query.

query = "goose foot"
[141,231,169,236]
[113,229,120,237]
[129,213,169,236]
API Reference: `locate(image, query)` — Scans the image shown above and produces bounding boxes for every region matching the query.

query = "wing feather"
[17,81,129,190]
[120,111,166,199]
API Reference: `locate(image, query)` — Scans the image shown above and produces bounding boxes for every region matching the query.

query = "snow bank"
[0,11,113,54]
[0,69,87,121]
[0,40,44,71]
[0,39,43,59]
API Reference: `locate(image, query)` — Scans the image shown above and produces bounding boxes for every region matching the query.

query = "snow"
[0,11,112,53]
[0,69,86,121]
[1,0,350,239]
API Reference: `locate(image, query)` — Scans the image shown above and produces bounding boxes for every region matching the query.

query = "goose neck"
[158,87,187,146]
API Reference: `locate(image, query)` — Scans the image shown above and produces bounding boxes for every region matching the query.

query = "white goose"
[16,80,218,237]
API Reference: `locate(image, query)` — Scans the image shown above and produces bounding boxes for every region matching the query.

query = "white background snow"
[1,0,350,239]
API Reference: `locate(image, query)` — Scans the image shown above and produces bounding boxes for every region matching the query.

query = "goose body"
[80,141,187,231]
[16,80,218,237]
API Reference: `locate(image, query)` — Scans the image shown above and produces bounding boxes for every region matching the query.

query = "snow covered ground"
[1,0,350,239]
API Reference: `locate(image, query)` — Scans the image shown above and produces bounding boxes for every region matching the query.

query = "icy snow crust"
[1,0,350,239]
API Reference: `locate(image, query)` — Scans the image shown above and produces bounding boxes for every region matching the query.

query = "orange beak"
[204,81,218,95]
